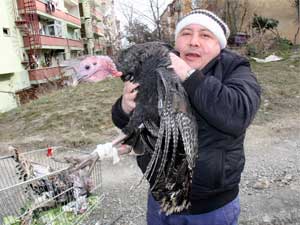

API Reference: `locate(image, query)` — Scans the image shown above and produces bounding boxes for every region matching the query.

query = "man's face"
[175,24,221,70]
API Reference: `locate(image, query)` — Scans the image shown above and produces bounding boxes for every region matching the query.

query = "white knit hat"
[175,9,230,49]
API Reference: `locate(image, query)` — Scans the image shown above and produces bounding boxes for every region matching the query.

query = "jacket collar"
[201,52,221,75]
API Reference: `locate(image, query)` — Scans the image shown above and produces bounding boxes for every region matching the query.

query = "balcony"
[28,66,63,83]
[91,8,103,21]
[24,35,83,49]
[17,0,81,27]
[92,0,102,7]
[94,42,102,51]
[92,25,104,37]
[64,0,78,6]
[67,39,84,49]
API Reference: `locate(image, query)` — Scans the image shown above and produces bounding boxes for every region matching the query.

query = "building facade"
[160,0,193,44]
[16,0,84,84]
[79,0,120,56]
[0,0,31,112]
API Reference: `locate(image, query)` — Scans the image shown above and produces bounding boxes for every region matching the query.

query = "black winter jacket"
[111,48,261,214]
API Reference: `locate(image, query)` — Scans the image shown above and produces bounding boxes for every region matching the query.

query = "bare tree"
[118,2,153,45]
[124,19,154,44]
[291,0,300,44]
[222,0,249,36]
[117,0,170,42]
[148,0,165,40]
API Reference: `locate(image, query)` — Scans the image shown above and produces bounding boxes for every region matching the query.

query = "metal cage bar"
[0,146,103,225]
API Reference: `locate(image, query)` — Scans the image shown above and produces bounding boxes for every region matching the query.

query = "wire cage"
[0,146,103,225]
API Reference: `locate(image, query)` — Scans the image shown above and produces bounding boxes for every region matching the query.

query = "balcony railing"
[17,0,81,27]
[64,0,78,6]
[92,25,104,36]
[28,66,63,83]
[94,42,102,50]
[24,35,83,49]
[91,8,103,20]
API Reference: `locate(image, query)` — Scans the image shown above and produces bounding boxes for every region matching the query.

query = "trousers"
[146,194,240,225]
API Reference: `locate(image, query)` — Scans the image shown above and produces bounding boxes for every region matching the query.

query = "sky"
[114,0,173,31]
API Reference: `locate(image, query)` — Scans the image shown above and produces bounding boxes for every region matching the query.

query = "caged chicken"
[116,42,198,214]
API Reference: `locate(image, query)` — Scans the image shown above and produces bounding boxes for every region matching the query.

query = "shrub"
[252,14,279,33]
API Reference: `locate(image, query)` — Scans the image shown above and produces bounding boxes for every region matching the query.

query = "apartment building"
[1,0,84,112]
[0,0,31,112]
[79,0,120,55]
[160,0,193,43]
[102,0,121,56]
[16,0,84,84]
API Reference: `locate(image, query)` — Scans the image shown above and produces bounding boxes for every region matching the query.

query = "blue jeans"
[147,194,240,225]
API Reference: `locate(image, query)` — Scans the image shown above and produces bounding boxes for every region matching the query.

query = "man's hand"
[169,53,193,81]
[121,81,139,114]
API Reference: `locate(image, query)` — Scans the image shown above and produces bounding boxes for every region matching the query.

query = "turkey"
[61,55,121,85]
[116,42,198,214]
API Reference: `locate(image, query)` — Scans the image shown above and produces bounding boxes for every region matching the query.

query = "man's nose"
[190,34,200,47]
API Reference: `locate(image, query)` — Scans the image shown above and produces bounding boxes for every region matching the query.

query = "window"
[3,28,10,36]
[45,20,62,37]
[74,29,80,40]
[47,25,55,36]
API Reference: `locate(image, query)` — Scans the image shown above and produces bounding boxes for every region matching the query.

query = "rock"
[282,174,293,185]
[253,177,270,189]
[263,214,272,223]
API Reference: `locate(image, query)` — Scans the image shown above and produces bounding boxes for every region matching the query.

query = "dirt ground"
[0,49,299,224]
[98,112,300,225]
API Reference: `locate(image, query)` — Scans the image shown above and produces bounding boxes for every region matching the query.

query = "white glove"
[92,142,120,164]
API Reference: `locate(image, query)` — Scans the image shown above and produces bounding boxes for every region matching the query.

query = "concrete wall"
[215,0,299,44]
[0,74,19,112]
[64,0,80,18]
[161,0,299,44]
[247,0,299,44]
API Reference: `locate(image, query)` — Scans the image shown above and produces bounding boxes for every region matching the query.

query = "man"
[112,9,261,225]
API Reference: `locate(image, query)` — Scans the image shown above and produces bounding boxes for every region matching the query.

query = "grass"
[251,50,300,124]
[0,49,299,151]
[0,78,123,151]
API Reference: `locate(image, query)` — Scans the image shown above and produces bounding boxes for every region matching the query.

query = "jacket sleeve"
[183,57,261,137]
[111,97,130,129]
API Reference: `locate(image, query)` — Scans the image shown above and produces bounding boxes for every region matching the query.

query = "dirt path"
[1,114,298,225]
[98,112,300,225]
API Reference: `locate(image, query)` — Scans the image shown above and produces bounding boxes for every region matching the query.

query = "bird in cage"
[9,146,93,218]
[116,42,198,214]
